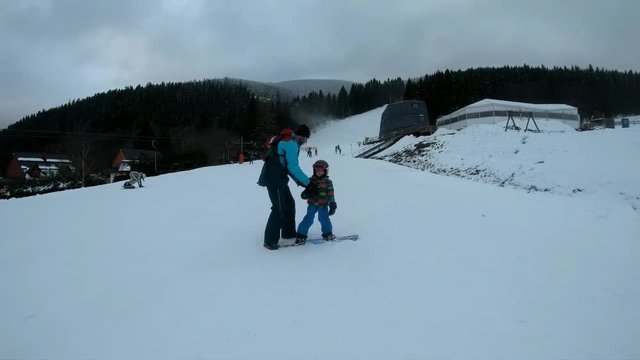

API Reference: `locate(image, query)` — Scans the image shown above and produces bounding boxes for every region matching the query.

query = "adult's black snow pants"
[264,184,297,247]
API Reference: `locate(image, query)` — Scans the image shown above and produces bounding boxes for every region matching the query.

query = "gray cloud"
[1,0,639,128]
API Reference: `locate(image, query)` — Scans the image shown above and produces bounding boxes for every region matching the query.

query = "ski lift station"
[355,100,435,159]
[436,98,580,131]
[379,100,435,138]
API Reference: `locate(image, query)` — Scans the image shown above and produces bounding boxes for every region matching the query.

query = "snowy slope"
[375,117,640,212]
[1,108,639,359]
[307,105,384,152]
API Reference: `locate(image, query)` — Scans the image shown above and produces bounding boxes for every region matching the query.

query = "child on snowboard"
[123,171,145,189]
[295,160,337,244]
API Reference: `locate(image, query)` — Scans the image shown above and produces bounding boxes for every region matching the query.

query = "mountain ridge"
[230,78,357,100]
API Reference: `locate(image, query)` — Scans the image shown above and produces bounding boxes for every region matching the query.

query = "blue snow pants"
[297,204,332,236]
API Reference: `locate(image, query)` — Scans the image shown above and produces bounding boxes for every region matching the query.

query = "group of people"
[257,124,338,250]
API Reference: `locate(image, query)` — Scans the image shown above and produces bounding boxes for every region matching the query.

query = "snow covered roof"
[13,152,75,175]
[15,152,73,163]
[443,99,578,120]
[468,98,577,112]
[437,98,580,129]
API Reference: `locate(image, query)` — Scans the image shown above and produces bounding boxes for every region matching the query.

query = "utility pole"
[231,137,247,164]
[152,138,157,173]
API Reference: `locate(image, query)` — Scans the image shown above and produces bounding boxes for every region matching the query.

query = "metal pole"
[152,138,157,173]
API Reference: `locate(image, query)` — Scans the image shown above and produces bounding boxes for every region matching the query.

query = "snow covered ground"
[375,116,640,212]
[1,107,639,359]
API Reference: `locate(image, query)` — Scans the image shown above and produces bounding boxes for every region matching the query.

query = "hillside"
[274,79,356,97]
[375,116,640,212]
[1,108,638,359]
[230,78,356,100]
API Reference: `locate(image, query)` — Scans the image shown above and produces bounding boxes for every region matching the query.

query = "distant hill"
[273,79,356,97]
[229,78,357,100]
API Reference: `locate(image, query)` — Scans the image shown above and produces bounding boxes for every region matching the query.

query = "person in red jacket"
[257,124,316,250]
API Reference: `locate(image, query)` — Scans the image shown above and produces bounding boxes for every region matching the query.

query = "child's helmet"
[313,160,329,175]
[313,160,329,169]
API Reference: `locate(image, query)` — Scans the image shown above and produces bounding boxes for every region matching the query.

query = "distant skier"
[123,171,145,189]
[295,159,337,244]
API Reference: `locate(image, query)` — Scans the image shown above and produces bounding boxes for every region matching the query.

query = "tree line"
[0,77,406,176]
[2,65,640,182]
[404,64,640,122]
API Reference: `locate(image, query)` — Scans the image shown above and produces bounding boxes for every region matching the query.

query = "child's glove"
[301,182,318,199]
[301,188,311,199]
[328,201,337,216]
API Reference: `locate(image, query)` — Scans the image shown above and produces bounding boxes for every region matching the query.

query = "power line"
[0,128,233,142]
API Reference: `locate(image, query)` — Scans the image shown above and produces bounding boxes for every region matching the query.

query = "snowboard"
[122,184,144,189]
[279,234,359,248]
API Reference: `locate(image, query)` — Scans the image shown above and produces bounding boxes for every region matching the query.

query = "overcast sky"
[1,0,639,128]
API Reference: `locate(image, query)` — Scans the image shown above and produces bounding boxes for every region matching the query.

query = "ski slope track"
[1,107,639,359]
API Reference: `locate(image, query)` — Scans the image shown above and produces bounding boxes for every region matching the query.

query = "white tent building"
[436,99,580,130]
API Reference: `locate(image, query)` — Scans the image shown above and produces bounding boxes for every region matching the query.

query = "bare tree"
[64,118,96,187]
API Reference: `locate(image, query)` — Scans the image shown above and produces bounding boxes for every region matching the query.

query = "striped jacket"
[307,174,335,206]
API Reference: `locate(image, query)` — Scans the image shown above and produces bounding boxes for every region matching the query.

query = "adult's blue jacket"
[277,137,310,187]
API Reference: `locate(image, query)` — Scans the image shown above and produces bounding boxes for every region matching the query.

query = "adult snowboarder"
[258,124,317,250]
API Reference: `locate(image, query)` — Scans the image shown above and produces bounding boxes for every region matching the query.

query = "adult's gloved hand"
[328,201,337,216]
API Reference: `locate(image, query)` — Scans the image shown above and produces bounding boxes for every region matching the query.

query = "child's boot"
[322,233,336,241]
[295,233,307,245]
